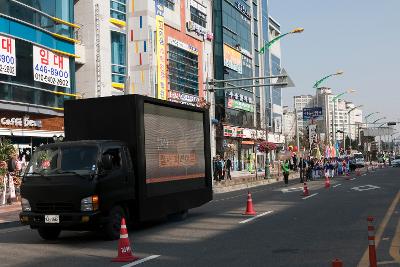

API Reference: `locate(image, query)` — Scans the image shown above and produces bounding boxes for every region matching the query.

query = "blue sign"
[303,107,323,121]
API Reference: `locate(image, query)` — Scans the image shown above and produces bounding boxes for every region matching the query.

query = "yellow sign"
[223,44,242,74]
[156,15,167,100]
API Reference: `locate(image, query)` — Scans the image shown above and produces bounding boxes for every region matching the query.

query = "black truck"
[19,95,212,240]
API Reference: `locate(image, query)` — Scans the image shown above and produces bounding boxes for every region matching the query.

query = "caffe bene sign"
[0,116,42,128]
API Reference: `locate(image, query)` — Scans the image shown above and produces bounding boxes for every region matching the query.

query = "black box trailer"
[19,95,212,240]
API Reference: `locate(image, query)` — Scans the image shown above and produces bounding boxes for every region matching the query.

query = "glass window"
[165,0,175,10]
[190,6,207,28]
[168,44,199,95]
[110,0,126,21]
[111,31,126,83]
[103,148,122,170]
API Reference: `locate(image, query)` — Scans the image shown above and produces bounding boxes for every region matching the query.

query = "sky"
[269,0,400,128]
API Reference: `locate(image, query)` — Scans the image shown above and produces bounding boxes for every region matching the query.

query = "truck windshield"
[25,146,98,176]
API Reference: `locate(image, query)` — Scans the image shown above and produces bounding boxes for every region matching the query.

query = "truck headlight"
[21,198,31,212]
[81,195,99,211]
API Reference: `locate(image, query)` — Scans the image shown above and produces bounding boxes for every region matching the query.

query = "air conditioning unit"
[186,21,195,31]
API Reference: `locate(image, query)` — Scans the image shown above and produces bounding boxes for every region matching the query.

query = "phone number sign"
[33,45,70,88]
[0,35,16,76]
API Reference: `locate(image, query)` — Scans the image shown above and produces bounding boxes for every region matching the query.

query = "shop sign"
[223,126,244,138]
[0,116,42,128]
[168,37,198,55]
[273,117,282,133]
[227,98,254,112]
[242,140,254,145]
[156,0,167,100]
[223,44,242,74]
[257,130,266,140]
[33,45,70,88]
[168,90,200,107]
[190,0,207,14]
[226,91,253,104]
[0,34,16,76]
[242,128,257,139]
[234,1,251,20]
[268,133,285,144]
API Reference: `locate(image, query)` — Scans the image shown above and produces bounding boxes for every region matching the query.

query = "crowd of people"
[282,155,357,186]
[212,155,232,181]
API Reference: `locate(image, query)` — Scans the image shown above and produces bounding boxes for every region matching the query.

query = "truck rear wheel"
[104,205,126,240]
[168,210,188,221]
[37,227,61,240]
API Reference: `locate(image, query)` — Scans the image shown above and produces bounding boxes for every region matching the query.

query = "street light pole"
[313,70,344,89]
[331,89,356,146]
[345,105,363,152]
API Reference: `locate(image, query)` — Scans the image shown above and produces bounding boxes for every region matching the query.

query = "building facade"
[0,0,76,150]
[282,106,295,142]
[75,0,214,103]
[213,0,269,172]
[295,88,363,149]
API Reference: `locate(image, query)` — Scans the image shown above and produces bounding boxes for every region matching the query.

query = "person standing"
[281,160,290,186]
[225,158,232,180]
[212,157,218,182]
[293,154,298,172]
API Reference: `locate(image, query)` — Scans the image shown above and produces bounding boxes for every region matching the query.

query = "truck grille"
[35,202,75,213]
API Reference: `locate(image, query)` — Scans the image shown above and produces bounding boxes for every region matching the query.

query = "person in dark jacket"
[299,157,307,183]
[225,158,232,180]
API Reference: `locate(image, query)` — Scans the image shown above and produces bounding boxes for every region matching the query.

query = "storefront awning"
[0,128,64,138]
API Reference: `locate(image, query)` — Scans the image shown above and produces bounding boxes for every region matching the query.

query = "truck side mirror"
[101,154,113,171]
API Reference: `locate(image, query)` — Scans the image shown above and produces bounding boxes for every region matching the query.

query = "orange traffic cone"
[243,191,256,215]
[112,218,139,262]
[303,182,309,196]
[325,175,330,188]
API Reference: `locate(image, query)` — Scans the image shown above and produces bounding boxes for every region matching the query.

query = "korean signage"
[273,117,282,133]
[227,99,254,112]
[226,90,253,112]
[168,37,198,55]
[308,124,318,145]
[0,34,16,76]
[223,44,242,74]
[234,1,251,20]
[33,45,70,88]
[168,90,200,107]
[0,116,42,128]
[224,126,266,140]
[156,0,167,100]
[303,107,323,121]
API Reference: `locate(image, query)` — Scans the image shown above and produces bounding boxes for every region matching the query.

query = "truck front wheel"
[104,205,126,240]
[37,227,61,240]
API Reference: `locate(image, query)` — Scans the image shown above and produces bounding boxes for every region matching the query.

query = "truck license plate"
[45,215,59,224]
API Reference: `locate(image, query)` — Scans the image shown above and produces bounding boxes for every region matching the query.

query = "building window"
[190,6,207,28]
[165,0,175,10]
[168,45,199,95]
[110,0,126,21]
[111,31,126,84]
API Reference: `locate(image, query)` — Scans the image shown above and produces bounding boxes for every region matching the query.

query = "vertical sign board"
[155,1,167,100]
[0,34,16,76]
[223,44,242,74]
[309,124,317,145]
[33,45,70,88]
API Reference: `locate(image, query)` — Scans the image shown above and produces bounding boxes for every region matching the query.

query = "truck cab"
[20,140,136,240]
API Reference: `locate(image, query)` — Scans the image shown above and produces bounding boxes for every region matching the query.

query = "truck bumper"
[19,211,103,230]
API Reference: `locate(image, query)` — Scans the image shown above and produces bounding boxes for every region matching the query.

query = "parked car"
[353,152,365,168]
[392,156,400,167]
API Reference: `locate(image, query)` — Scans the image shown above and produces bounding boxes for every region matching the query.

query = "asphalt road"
[0,167,399,267]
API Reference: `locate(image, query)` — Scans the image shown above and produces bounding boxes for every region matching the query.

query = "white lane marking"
[362,174,367,176]
[0,226,29,234]
[121,255,161,267]
[351,185,381,192]
[302,193,319,200]
[333,184,342,188]
[350,178,356,181]
[239,210,274,224]
[281,187,303,193]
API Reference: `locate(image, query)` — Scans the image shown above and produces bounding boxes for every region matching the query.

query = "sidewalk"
[0,202,21,224]
[213,169,298,193]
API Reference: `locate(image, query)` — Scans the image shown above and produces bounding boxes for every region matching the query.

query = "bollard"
[332,258,343,267]
[367,216,378,267]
